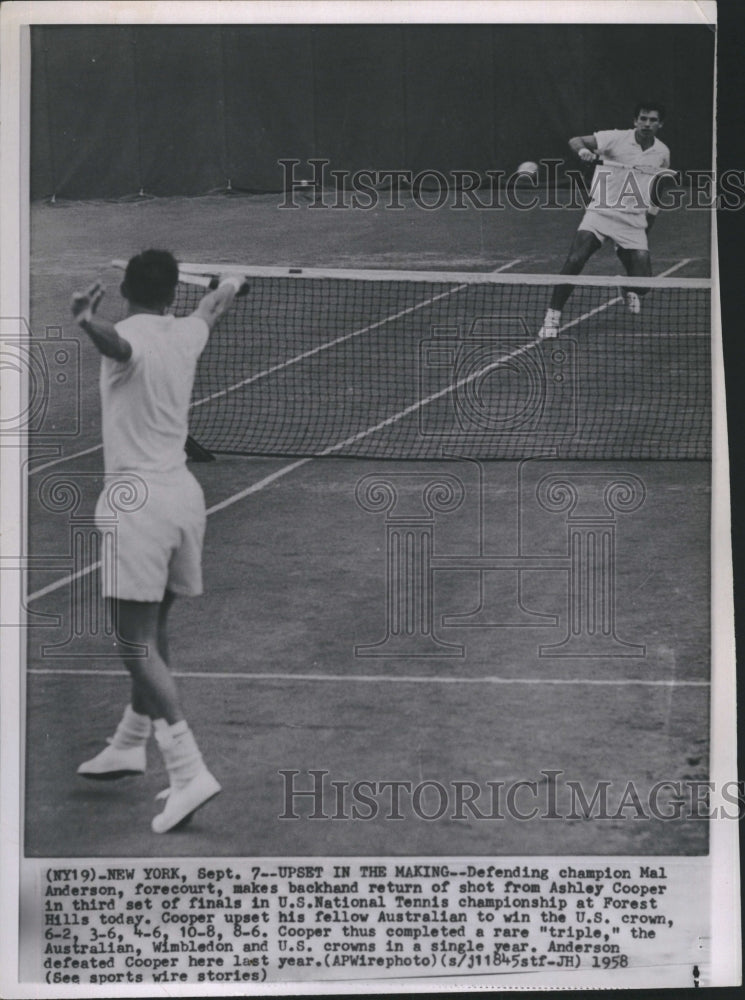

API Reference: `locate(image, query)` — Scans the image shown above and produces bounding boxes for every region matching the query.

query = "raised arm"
[71,282,132,361]
[193,276,248,331]
[568,134,599,163]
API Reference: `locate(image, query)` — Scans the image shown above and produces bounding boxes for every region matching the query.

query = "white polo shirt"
[100,312,209,476]
[590,129,671,217]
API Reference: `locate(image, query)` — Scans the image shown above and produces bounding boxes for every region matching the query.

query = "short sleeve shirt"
[100,313,209,476]
[590,129,671,215]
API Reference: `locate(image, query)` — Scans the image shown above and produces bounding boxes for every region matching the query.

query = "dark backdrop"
[30,24,715,199]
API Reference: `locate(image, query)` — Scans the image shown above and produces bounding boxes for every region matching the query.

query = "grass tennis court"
[24,193,710,856]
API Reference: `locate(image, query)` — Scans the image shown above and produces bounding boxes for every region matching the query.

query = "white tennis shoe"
[77,740,146,780]
[624,290,641,314]
[151,768,221,833]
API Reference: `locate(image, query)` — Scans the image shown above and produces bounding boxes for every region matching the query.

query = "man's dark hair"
[634,101,665,121]
[123,250,179,309]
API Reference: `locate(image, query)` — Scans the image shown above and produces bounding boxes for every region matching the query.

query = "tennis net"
[129,263,713,461]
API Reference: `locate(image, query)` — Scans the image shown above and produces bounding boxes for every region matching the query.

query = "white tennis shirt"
[590,129,671,216]
[100,312,209,475]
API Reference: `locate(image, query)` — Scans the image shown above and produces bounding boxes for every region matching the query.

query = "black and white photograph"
[0,0,739,993]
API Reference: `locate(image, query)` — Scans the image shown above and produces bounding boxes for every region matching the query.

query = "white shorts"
[95,470,206,603]
[579,209,649,252]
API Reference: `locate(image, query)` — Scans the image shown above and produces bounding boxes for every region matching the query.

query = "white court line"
[28,564,101,603]
[556,258,695,335]
[27,668,709,688]
[655,258,696,278]
[29,443,103,476]
[26,459,313,600]
[206,458,313,516]
[491,258,521,273]
[312,259,699,456]
[190,275,484,409]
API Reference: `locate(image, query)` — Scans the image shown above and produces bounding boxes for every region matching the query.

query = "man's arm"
[193,276,247,331]
[568,134,599,163]
[71,283,132,361]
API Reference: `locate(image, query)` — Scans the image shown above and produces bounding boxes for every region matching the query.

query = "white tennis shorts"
[578,209,649,252]
[95,469,206,602]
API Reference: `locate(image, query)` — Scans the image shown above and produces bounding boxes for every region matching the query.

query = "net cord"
[111,259,710,291]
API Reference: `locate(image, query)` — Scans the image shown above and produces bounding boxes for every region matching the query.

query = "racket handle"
[209,275,250,297]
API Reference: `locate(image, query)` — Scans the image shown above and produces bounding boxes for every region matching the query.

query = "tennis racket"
[111,260,249,294]
[111,259,212,287]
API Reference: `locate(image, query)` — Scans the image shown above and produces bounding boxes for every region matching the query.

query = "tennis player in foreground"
[71,250,244,833]
[538,101,671,339]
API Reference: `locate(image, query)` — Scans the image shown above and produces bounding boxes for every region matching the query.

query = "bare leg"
[77,597,168,779]
[616,247,652,305]
[83,598,219,827]
[549,230,602,310]
[157,589,177,666]
[127,590,177,717]
[117,599,184,725]
[617,247,652,280]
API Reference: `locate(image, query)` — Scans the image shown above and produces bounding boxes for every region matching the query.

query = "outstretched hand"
[208,274,251,297]
[71,282,105,325]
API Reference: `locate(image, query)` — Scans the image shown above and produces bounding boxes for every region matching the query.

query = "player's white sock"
[110,705,151,749]
[154,720,206,791]
[151,720,221,832]
[538,308,562,340]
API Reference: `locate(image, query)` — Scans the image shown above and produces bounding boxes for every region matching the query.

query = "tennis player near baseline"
[71,250,244,833]
[538,101,671,339]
